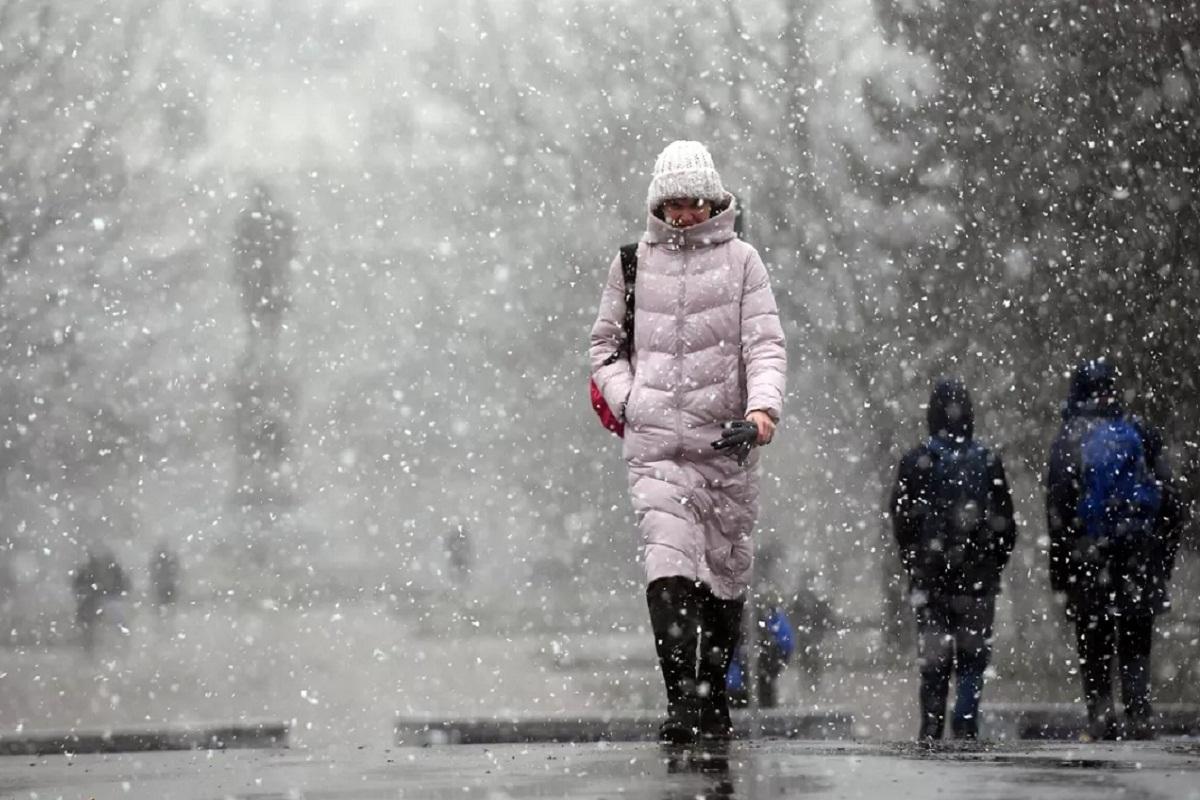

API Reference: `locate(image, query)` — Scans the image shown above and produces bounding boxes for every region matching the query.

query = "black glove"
[711,420,759,466]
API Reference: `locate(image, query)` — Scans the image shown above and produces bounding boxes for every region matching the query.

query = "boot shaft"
[647,577,702,743]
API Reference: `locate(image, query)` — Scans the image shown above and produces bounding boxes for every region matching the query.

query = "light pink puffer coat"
[590,197,786,599]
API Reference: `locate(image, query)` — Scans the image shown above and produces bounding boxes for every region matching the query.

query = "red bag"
[590,244,638,438]
[590,377,624,437]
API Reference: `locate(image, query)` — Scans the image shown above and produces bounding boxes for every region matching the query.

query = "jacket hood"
[1064,358,1122,419]
[644,192,738,248]
[927,377,974,444]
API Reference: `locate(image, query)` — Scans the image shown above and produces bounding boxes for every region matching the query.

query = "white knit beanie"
[646,140,727,212]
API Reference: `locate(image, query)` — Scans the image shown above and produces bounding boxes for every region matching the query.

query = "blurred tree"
[868,0,1200,661]
[872,0,1200,528]
[388,0,952,619]
[230,183,299,566]
[0,1,222,582]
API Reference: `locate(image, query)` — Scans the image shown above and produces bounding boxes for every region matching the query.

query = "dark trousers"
[914,594,995,740]
[647,577,744,741]
[1074,603,1154,729]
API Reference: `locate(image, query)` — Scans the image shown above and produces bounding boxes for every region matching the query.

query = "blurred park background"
[1,0,1197,740]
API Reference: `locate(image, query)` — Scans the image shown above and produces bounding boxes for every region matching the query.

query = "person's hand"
[712,421,758,465]
[746,410,776,446]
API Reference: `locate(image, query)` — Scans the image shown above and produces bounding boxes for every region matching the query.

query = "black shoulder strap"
[618,243,638,355]
[619,243,638,281]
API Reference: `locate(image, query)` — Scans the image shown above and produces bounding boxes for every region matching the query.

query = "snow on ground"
[0,598,1185,747]
[1,740,1199,800]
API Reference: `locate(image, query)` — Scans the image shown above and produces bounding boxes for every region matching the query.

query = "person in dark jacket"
[727,598,794,709]
[149,541,182,611]
[788,571,833,691]
[1046,359,1184,740]
[891,378,1017,741]
[72,548,131,653]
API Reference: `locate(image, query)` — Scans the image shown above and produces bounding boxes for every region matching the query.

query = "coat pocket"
[624,383,642,428]
[705,536,752,579]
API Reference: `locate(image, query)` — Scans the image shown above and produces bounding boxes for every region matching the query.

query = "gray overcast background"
[1,0,1197,742]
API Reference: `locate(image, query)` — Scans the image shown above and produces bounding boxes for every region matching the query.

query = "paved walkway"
[0,603,924,747]
[1,739,1197,799]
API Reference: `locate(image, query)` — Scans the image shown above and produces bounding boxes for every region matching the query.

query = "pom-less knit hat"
[646,140,727,212]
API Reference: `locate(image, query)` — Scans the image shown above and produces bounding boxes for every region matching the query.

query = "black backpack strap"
[618,243,638,356]
[600,244,639,367]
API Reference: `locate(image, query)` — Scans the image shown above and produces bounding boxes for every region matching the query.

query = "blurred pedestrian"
[0,554,14,645]
[445,522,472,587]
[590,140,786,744]
[788,572,833,692]
[891,378,1017,741]
[727,598,794,709]
[72,548,131,653]
[1046,358,1185,740]
[149,541,182,612]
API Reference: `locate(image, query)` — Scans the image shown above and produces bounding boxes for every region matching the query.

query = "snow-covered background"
[1,0,1197,741]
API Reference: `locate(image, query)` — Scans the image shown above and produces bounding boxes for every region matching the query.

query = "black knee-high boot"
[697,588,744,741]
[647,577,701,744]
[918,664,951,741]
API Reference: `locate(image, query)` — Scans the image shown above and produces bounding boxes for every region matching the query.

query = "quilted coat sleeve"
[589,251,634,416]
[740,248,787,422]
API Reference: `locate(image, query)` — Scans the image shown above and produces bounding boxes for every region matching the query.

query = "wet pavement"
[1,739,1198,799]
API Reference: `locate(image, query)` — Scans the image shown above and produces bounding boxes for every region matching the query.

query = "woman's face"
[661,197,711,229]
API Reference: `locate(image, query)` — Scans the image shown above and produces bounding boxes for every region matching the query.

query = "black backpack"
[916,438,993,589]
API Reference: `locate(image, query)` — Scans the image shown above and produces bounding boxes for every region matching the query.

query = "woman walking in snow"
[590,140,787,744]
